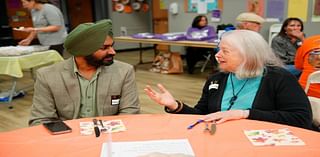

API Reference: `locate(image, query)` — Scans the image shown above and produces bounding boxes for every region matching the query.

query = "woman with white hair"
[145,30,313,130]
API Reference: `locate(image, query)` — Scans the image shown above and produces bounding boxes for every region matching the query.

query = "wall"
[94,0,109,21]
[168,0,320,53]
[107,1,153,50]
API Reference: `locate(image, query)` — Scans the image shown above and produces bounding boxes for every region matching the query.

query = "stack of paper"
[100,139,195,157]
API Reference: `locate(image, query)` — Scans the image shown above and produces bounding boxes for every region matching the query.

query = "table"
[0,114,319,157]
[114,36,218,64]
[0,50,63,78]
[0,50,63,108]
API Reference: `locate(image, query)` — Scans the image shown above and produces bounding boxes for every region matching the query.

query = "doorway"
[152,0,169,52]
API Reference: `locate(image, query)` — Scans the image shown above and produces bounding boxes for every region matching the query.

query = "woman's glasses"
[203,122,216,135]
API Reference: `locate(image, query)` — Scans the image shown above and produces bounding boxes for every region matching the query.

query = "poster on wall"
[211,9,221,22]
[185,0,223,22]
[312,0,320,22]
[186,0,218,13]
[112,0,150,13]
[247,0,264,17]
[266,0,284,22]
[287,0,308,22]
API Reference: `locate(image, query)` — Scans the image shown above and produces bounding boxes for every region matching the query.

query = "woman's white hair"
[220,30,284,78]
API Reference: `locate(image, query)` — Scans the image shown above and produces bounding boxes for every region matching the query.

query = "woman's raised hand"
[144,84,178,110]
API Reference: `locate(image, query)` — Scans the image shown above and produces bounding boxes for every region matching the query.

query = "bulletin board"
[184,0,223,13]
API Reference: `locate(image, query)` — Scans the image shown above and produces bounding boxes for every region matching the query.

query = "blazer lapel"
[96,65,113,116]
[61,58,81,118]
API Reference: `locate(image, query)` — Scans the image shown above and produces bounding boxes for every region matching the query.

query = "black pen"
[99,119,107,132]
[92,119,100,137]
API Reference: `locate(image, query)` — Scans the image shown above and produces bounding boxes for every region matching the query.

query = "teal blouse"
[221,73,262,111]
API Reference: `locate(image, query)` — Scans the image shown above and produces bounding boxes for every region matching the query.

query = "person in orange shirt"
[295,35,320,98]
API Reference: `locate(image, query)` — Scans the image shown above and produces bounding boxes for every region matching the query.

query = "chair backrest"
[308,96,320,126]
[304,70,320,93]
[268,24,282,46]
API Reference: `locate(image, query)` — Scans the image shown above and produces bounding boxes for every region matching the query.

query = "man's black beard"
[84,54,114,67]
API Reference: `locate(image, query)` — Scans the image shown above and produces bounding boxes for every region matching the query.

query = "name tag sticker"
[209,81,219,90]
[111,95,121,106]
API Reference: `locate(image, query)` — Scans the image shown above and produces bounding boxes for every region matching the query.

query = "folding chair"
[305,71,320,93]
[305,71,320,126]
[200,48,219,73]
[200,52,212,73]
[308,96,320,127]
[268,24,282,46]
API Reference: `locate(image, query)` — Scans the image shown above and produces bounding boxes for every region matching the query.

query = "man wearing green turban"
[29,19,140,126]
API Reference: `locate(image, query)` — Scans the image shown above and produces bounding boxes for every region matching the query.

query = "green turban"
[64,19,113,56]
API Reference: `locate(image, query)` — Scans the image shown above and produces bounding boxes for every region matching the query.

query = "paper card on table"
[100,139,195,157]
[244,128,305,146]
[80,119,126,135]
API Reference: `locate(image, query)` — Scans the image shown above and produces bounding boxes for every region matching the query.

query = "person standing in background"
[17,0,67,56]
[271,17,305,77]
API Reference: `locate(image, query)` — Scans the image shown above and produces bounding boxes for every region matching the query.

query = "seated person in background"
[185,15,216,74]
[18,0,67,56]
[295,35,320,98]
[271,17,305,77]
[145,30,313,130]
[29,19,140,126]
[236,12,264,32]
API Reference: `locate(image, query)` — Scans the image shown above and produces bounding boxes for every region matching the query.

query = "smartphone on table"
[43,120,72,135]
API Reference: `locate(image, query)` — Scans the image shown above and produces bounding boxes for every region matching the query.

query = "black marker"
[92,119,100,137]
